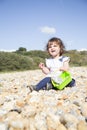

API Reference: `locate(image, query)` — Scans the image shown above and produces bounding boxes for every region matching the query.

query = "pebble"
[0,67,87,130]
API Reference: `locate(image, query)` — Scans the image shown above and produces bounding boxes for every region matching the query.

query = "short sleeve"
[45,58,51,68]
[62,56,70,62]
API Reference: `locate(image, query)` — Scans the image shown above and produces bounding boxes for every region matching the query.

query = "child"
[30,37,75,91]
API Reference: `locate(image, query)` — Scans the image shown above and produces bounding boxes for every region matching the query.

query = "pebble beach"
[0,67,87,130]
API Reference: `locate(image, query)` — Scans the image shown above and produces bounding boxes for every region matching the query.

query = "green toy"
[51,71,72,90]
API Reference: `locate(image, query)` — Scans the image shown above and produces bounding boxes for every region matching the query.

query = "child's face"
[48,42,60,58]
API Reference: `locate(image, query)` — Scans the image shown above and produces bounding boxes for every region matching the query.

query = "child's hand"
[39,62,45,69]
[39,62,50,74]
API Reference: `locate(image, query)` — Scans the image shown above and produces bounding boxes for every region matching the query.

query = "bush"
[0,49,87,72]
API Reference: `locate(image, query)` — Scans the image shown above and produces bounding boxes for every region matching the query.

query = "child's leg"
[35,77,51,91]
[67,78,76,87]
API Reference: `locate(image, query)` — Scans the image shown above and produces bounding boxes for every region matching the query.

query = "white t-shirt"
[45,56,70,77]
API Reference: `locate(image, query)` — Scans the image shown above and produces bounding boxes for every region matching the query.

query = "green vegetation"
[0,48,87,72]
[65,50,87,66]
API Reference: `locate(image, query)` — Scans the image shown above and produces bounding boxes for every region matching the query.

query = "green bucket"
[51,71,72,90]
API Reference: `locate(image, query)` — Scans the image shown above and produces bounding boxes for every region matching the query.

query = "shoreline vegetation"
[0,49,87,72]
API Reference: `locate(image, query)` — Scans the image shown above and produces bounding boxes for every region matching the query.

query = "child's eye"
[53,45,58,47]
[48,46,51,49]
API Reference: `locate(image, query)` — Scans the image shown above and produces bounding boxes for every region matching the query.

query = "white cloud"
[0,49,15,52]
[40,26,56,34]
[78,48,87,51]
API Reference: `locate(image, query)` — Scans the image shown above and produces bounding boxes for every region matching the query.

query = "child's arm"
[39,62,50,74]
[59,60,70,72]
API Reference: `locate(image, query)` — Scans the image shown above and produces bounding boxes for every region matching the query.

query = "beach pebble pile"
[0,67,87,130]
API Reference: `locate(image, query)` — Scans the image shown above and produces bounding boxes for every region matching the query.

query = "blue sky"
[0,0,87,51]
